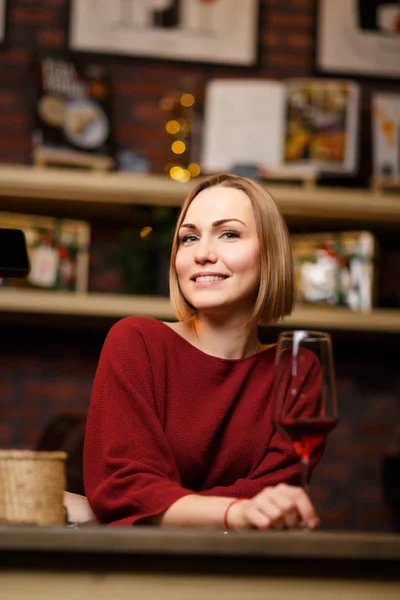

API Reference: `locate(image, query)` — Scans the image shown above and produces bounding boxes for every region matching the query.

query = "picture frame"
[32,56,115,171]
[201,78,360,175]
[372,93,400,183]
[291,231,377,313]
[315,0,400,79]
[68,0,260,67]
[0,0,8,47]
[0,212,90,293]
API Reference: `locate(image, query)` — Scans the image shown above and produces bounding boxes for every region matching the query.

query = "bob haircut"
[169,173,295,325]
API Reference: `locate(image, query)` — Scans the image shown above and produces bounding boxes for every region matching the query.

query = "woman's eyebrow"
[179,223,196,230]
[212,218,247,228]
[180,218,247,229]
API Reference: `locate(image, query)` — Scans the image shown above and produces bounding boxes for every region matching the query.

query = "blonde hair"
[169,173,295,325]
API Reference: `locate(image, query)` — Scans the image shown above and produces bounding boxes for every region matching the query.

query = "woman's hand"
[63,491,97,526]
[227,484,319,531]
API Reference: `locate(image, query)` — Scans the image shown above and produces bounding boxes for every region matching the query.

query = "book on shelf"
[32,56,115,170]
[201,78,360,178]
[372,93,400,184]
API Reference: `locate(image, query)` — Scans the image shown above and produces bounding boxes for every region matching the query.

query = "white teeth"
[195,275,225,282]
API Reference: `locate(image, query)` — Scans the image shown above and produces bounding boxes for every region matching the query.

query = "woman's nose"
[194,244,217,264]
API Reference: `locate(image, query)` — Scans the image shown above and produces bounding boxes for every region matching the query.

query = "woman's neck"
[186,314,260,360]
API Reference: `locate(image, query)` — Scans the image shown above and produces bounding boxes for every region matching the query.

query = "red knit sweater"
[84,317,322,526]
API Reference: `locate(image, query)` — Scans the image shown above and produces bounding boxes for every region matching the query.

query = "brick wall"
[1,0,400,531]
[0,0,323,171]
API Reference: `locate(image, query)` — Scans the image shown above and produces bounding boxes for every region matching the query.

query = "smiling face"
[174,186,261,319]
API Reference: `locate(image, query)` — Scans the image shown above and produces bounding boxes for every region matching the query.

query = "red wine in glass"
[272,330,338,492]
[275,417,338,461]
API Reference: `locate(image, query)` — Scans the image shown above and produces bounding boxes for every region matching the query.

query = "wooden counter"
[1,526,400,599]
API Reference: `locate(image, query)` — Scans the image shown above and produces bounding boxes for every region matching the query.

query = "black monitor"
[0,228,30,279]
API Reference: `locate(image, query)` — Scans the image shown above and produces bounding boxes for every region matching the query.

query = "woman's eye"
[221,230,240,240]
[180,234,198,244]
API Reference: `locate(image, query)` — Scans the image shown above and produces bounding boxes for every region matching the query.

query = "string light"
[171,140,186,155]
[188,163,201,177]
[179,119,191,134]
[140,226,153,238]
[165,120,180,135]
[170,166,184,181]
[159,96,175,111]
[180,93,195,107]
[164,162,176,175]
[179,169,191,183]
[161,87,201,183]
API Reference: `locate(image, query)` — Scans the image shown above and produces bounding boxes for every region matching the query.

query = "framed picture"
[372,93,400,182]
[283,79,360,174]
[291,231,377,313]
[69,0,260,67]
[201,78,360,175]
[315,0,400,79]
[0,212,90,293]
[32,56,115,171]
[0,0,8,47]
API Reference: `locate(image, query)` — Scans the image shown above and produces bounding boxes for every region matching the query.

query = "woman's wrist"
[223,498,248,530]
[158,494,244,530]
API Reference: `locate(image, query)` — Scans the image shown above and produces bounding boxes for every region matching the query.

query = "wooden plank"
[1,570,398,600]
[0,289,399,332]
[1,165,400,224]
[0,289,174,320]
[281,306,399,333]
[0,526,399,560]
[0,164,189,207]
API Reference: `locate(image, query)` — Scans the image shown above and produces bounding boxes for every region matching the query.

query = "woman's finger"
[280,485,319,529]
[254,497,286,529]
[269,494,300,529]
[244,506,271,530]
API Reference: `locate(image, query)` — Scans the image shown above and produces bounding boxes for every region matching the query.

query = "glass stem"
[300,455,310,494]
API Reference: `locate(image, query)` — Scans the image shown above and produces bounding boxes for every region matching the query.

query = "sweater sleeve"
[83,319,192,526]
[200,352,324,498]
[198,433,320,498]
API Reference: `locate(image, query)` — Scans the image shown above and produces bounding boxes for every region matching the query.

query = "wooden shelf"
[1,164,400,225]
[1,164,399,333]
[282,305,399,333]
[1,289,399,332]
[0,289,174,320]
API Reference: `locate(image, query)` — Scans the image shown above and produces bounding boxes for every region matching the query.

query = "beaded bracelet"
[223,498,246,530]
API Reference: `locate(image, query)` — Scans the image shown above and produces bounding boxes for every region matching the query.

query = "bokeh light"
[165,120,181,135]
[180,93,195,107]
[188,163,201,177]
[140,226,153,239]
[170,165,184,180]
[164,162,176,175]
[179,169,191,183]
[160,96,175,111]
[179,119,191,133]
[171,140,186,155]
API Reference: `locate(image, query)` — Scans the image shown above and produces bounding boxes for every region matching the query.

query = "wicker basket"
[0,450,67,526]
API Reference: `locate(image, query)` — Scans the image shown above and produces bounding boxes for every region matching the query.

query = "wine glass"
[272,330,338,492]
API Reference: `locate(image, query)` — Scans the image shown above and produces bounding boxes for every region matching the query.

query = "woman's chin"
[191,301,229,317]
[190,297,256,321]
[192,301,243,319]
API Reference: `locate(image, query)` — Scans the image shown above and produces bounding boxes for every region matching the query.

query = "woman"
[66,173,322,530]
